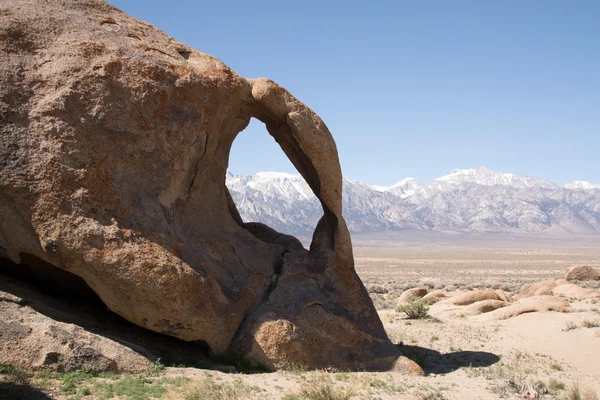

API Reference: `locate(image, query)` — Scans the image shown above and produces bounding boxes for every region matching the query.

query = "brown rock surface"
[519,279,559,298]
[552,284,600,300]
[440,290,503,306]
[0,276,152,373]
[397,287,428,303]
[0,0,419,372]
[473,296,574,321]
[422,290,448,303]
[460,299,509,316]
[564,266,600,281]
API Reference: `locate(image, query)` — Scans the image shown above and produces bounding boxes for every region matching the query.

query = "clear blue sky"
[111,0,599,186]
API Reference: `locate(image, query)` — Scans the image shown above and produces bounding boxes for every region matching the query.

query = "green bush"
[396,296,430,319]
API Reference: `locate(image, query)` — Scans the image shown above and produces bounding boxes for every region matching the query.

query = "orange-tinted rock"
[474,296,574,321]
[461,299,509,315]
[552,284,600,300]
[440,290,503,306]
[422,290,448,303]
[564,266,600,281]
[0,0,416,372]
[519,279,558,298]
[397,287,428,303]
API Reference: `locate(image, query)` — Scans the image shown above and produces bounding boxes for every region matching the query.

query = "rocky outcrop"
[519,278,600,301]
[564,266,600,281]
[422,290,448,303]
[552,283,600,300]
[519,279,560,298]
[0,280,152,373]
[397,287,428,303]
[0,0,418,372]
[473,296,574,321]
[439,290,506,306]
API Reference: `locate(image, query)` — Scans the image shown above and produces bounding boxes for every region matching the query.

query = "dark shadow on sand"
[0,256,214,370]
[398,344,500,375]
[0,381,53,400]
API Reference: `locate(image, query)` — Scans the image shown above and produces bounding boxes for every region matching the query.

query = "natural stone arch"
[0,0,422,374]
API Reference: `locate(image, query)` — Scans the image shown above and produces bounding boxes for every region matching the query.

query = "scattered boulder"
[461,300,509,315]
[0,0,419,372]
[398,287,428,303]
[422,290,448,303]
[552,284,600,300]
[473,296,574,321]
[519,280,558,298]
[564,266,600,281]
[494,290,513,302]
[434,299,509,318]
[440,290,503,306]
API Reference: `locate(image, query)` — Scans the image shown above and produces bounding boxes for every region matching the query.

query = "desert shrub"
[294,375,355,400]
[366,284,388,294]
[184,376,259,400]
[582,319,600,328]
[549,378,565,391]
[567,381,599,400]
[396,296,430,319]
[563,321,578,331]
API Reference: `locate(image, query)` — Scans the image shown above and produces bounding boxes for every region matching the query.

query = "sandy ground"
[3,232,600,400]
[354,232,600,288]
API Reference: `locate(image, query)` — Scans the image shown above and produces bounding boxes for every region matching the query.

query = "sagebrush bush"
[396,296,430,319]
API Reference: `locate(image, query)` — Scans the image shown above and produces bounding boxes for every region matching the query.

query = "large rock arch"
[0,0,421,373]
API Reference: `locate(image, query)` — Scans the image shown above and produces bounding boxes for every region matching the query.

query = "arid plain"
[4,232,599,400]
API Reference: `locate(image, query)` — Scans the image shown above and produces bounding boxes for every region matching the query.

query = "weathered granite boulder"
[564,266,600,282]
[0,0,420,373]
[472,296,574,321]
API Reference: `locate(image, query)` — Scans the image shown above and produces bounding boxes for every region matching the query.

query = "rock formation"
[397,287,428,303]
[564,266,600,281]
[472,296,574,321]
[0,0,420,372]
[439,290,508,306]
[0,274,153,373]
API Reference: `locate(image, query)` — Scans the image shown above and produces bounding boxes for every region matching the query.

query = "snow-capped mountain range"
[226,167,600,235]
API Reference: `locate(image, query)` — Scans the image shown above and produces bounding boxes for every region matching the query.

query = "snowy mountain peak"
[252,171,299,180]
[227,171,314,201]
[226,168,600,235]
[564,180,600,190]
[390,177,419,188]
[370,177,419,191]
[434,167,557,189]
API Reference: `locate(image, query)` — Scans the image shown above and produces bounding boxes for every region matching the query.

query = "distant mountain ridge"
[226,167,600,235]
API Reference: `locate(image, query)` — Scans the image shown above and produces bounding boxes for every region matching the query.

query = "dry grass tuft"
[183,375,259,400]
[284,375,355,400]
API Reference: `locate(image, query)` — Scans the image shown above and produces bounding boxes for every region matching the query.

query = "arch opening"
[226,118,322,247]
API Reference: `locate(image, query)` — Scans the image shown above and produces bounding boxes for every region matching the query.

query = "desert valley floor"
[2,232,599,400]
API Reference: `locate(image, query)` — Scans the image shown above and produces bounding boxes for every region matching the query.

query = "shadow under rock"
[398,344,500,375]
[0,255,212,369]
[0,381,53,400]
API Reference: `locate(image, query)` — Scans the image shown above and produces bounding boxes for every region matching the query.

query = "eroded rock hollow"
[0,0,421,373]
